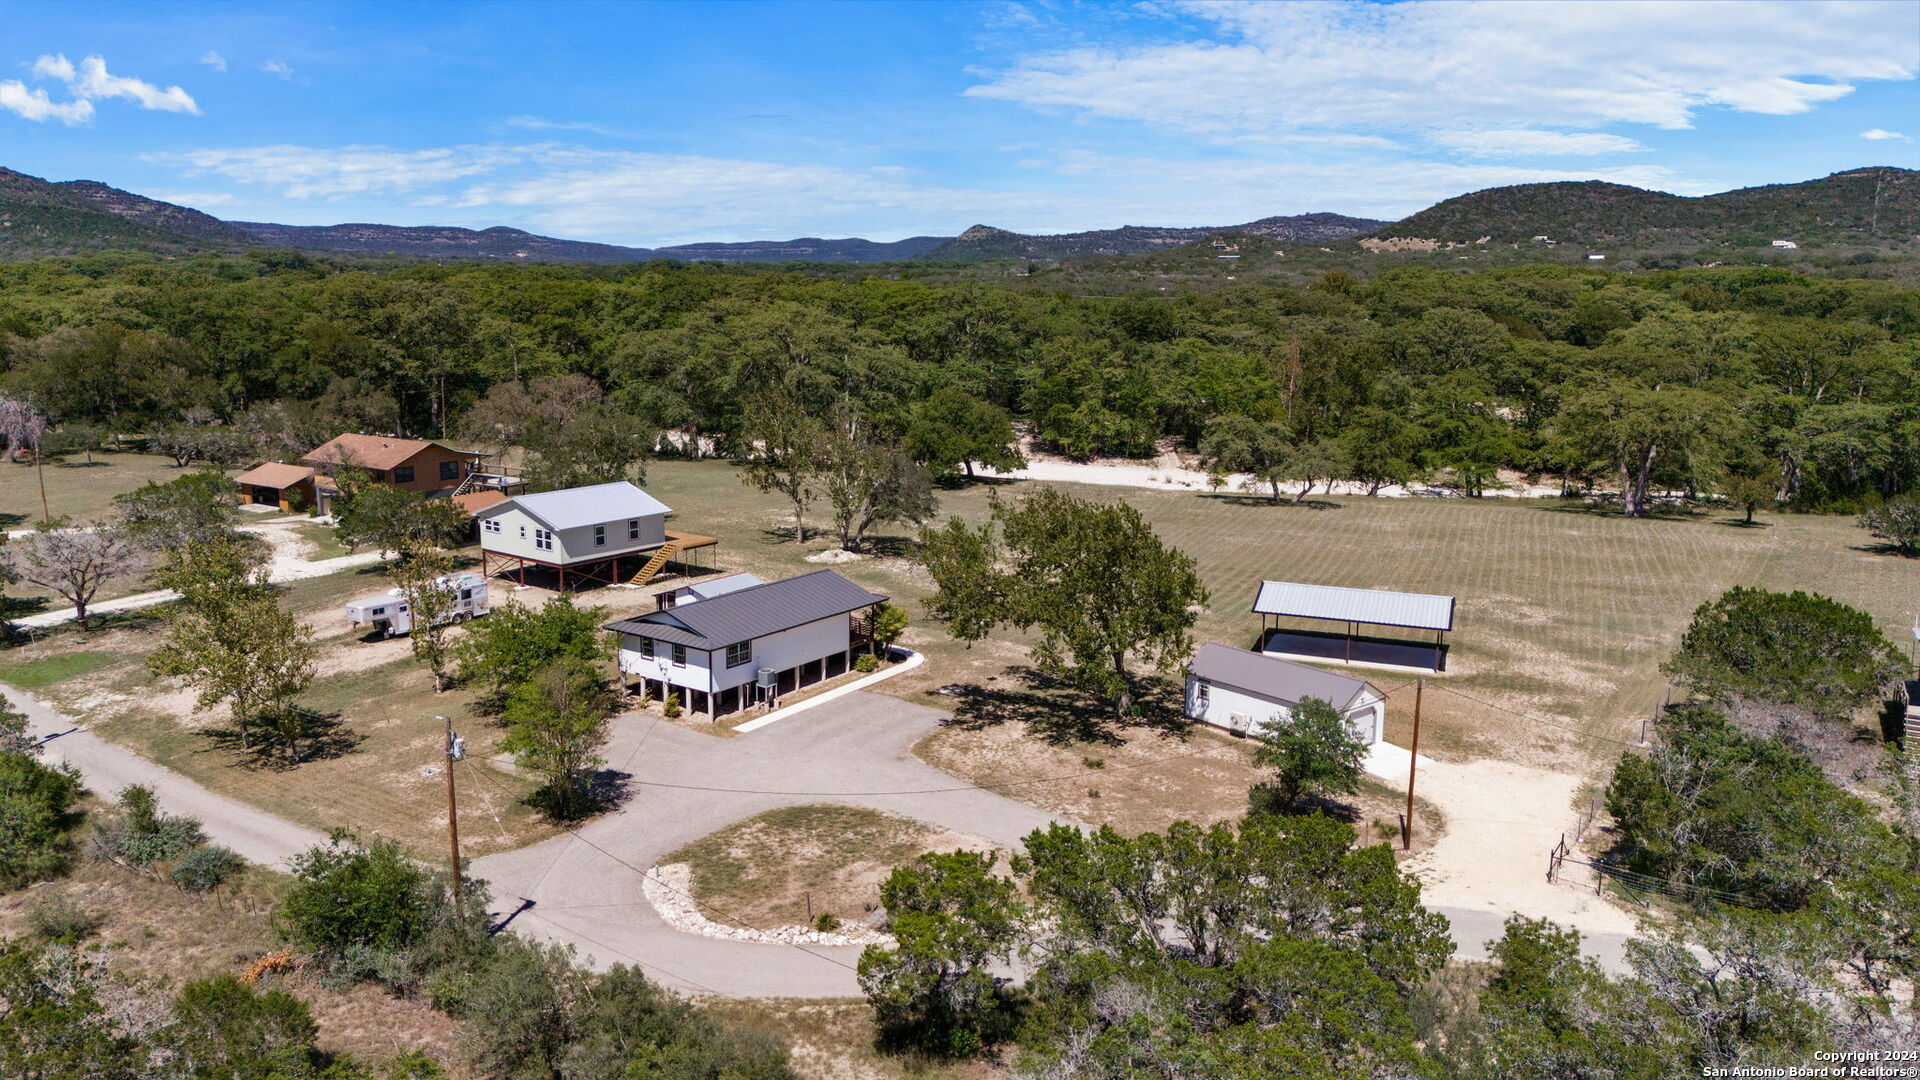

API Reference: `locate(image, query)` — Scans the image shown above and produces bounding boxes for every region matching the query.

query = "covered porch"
[1252,580,1456,673]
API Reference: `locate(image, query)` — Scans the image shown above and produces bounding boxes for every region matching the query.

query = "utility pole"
[1403,678,1424,851]
[440,716,464,902]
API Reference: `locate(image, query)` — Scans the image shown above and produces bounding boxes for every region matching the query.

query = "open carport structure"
[1253,580,1456,672]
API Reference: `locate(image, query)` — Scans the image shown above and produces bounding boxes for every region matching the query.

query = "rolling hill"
[929,213,1385,261]
[1367,167,1919,247]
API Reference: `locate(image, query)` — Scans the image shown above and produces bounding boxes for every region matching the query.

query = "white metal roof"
[480,481,671,531]
[684,573,764,602]
[1252,580,1456,632]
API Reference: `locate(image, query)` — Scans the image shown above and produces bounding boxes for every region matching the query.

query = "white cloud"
[155,190,239,208]
[0,80,93,124]
[967,1,1917,140]
[261,60,294,80]
[502,115,628,137]
[200,50,227,73]
[1862,128,1912,141]
[150,143,533,199]
[15,53,199,118]
[1433,129,1647,157]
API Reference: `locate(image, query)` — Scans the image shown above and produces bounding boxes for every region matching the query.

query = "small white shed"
[1185,642,1387,744]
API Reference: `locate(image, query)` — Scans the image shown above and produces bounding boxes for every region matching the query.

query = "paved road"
[3,683,329,868]
[3,678,1638,996]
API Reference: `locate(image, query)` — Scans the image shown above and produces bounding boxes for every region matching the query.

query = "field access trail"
[14,517,386,629]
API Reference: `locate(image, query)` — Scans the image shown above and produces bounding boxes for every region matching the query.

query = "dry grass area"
[915,701,1443,849]
[701,998,995,1080]
[668,805,998,931]
[0,858,467,1074]
[637,462,1920,776]
[12,563,557,859]
[0,451,224,527]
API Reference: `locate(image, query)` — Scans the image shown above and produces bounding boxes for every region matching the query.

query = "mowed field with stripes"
[641,461,1920,771]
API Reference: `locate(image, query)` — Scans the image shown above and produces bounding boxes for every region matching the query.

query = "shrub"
[0,750,83,890]
[1860,496,1920,555]
[1662,587,1904,716]
[663,692,682,718]
[171,845,245,892]
[853,653,879,674]
[813,912,841,932]
[26,894,102,942]
[280,835,441,955]
[92,785,205,869]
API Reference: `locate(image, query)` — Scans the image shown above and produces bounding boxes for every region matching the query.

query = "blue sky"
[3,0,1917,246]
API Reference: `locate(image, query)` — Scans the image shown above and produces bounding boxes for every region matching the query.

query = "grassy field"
[0,451,228,527]
[667,805,997,931]
[287,520,350,560]
[633,460,1920,775]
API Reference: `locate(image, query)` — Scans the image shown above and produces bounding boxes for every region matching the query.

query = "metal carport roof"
[1252,580,1456,632]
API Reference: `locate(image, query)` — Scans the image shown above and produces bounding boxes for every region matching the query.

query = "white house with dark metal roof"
[474,481,718,589]
[608,568,889,719]
[1186,642,1387,743]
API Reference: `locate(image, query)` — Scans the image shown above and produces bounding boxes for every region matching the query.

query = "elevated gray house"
[1186,642,1387,743]
[474,481,716,589]
[609,569,889,718]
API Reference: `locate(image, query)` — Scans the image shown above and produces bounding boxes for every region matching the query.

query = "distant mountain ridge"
[2,164,1914,265]
[1369,167,1919,247]
[930,212,1385,261]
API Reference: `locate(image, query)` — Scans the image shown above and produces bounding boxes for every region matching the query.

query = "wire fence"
[1547,834,1760,910]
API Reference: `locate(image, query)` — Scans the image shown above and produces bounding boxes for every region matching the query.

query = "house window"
[370,470,388,483]
[638,637,655,659]
[518,525,526,538]
[483,518,501,534]
[440,460,460,481]
[671,643,686,666]
[726,642,752,668]
[628,519,640,540]
[534,529,553,551]
[594,525,607,547]
[393,465,415,484]
[1195,680,1210,708]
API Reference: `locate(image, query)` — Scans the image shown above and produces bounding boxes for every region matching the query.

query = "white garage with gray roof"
[1185,642,1388,744]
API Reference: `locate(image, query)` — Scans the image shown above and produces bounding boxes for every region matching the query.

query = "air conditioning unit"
[1228,712,1252,736]
[755,668,777,689]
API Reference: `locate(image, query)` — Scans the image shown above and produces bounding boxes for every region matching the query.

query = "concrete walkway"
[2,683,329,868]
[15,521,386,629]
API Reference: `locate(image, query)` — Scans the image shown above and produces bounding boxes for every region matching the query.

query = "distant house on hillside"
[1185,642,1386,744]
[1771,239,1799,249]
[1586,253,1606,261]
[474,480,716,589]
[609,568,889,719]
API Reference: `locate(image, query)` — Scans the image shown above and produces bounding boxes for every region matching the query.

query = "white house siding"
[709,614,853,694]
[618,635,715,695]
[479,506,667,565]
[1184,676,1383,744]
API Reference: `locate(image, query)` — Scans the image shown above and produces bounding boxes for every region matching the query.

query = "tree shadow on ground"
[200,708,363,770]
[1248,783,1362,825]
[1716,517,1772,529]
[932,473,1019,491]
[939,665,1189,747]
[860,534,918,560]
[1535,501,1705,522]
[525,767,633,822]
[0,511,27,529]
[1850,542,1918,559]
[1195,492,1344,511]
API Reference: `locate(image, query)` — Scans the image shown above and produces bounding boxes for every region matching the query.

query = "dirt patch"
[668,805,999,931]
[701,999,995,1080]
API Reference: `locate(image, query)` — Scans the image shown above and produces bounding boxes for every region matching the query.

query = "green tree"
[502,656,616,820]
[333,485,469,560]
[0,938,146,1079]
[1555,379,1731,517]
[1198,414,1294,503]
[870,601,909,656]
[459,936,589,1080]
[167,975,323,1080]
[279,834,442,955]
[903,387,1024,479]
[917,489,1207,717]
[1249,696,1368,812]
[1720,459,1781,525]
[522,403,654,492]
[456,596,610,712]
[148,538,317,755]
[818,417,938,551]
[857,850,1022,1055]
[1860,496,1920,555]
[390,541,459,691]
[113,470,247,554]
[1662,587,1904,716]
[0,750,83,890]
[738,396,827,543]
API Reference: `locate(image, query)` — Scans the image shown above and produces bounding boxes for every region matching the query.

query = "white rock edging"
[732,649,926,734]
[642,863,894,948]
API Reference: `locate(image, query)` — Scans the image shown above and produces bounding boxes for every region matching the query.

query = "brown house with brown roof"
[234,434,524,515]
[234,461,319,512]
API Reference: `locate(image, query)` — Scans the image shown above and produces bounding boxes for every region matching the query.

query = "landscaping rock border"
[641,863,895,948]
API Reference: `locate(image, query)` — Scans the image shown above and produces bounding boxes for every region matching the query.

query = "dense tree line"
[1,252,1916,513]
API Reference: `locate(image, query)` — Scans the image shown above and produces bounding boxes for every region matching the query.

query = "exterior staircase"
[627,541,684,586]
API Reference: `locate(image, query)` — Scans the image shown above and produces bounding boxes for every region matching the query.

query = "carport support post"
[1402,678,1423,851]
